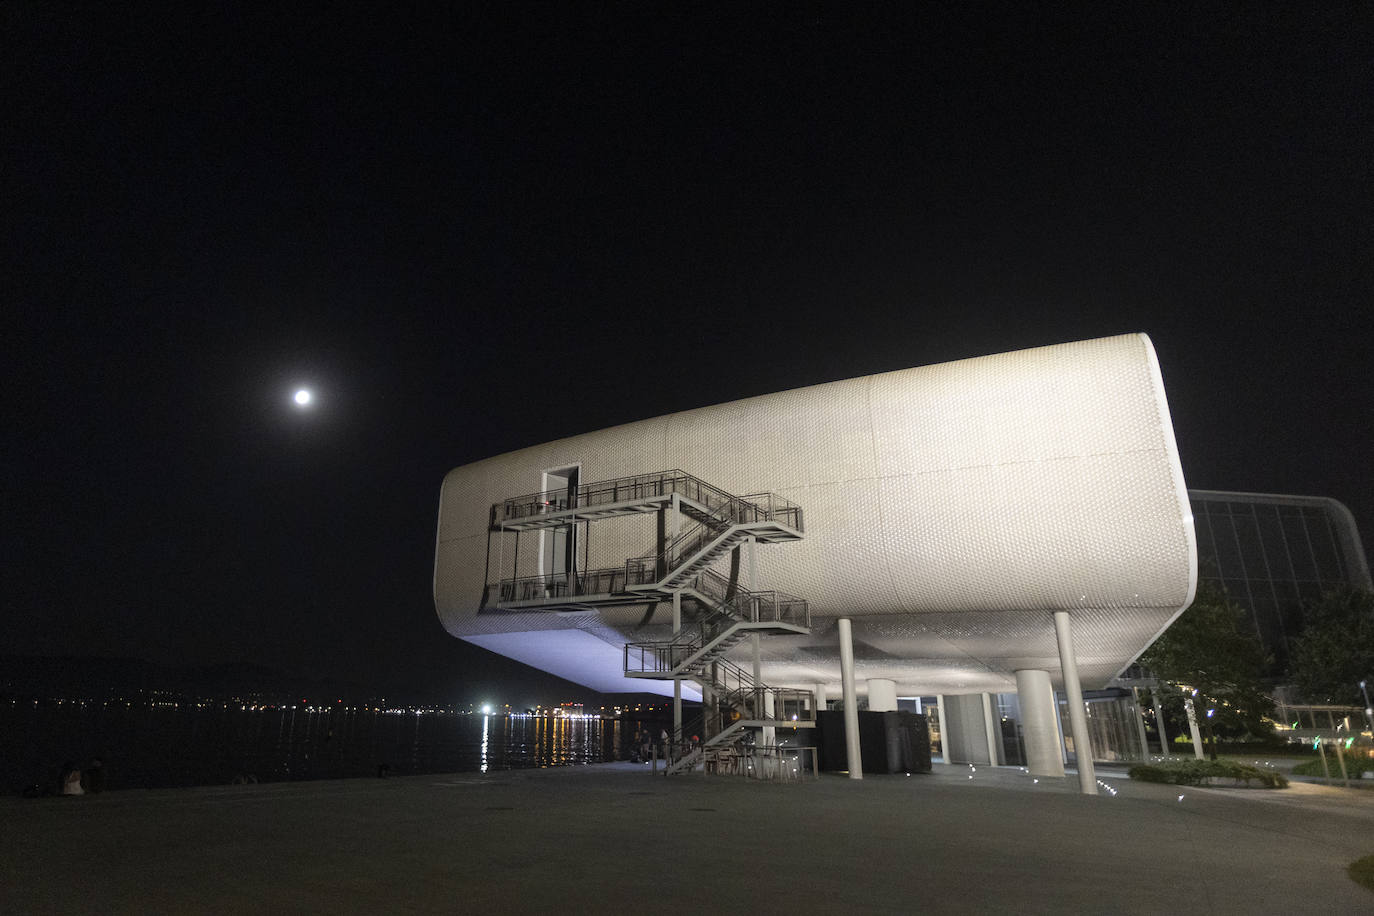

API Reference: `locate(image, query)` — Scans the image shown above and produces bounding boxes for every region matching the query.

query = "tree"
[1137,581,1274,759]
[1291,586,1374,706]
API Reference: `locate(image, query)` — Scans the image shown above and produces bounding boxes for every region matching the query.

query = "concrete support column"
[761,689,776,748]
[1184,695,1205,759]
[1151,690,1170,758]
[751,633,763,719]
[867,678,897,712]
[673,678,682,744]
[746,535,757,591]
[1015,669,1065,778]
[672,590,682,744]
[1053,611,1097,795]
[935,695,949,761]
[981,694,1001,766]
[838,617,863,779]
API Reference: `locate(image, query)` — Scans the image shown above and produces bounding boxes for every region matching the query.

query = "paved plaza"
[4,762,1372,914]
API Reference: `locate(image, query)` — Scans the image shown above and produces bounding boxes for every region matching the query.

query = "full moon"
[293,389,312,406]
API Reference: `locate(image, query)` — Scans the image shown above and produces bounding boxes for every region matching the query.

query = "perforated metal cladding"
[661,375,878,490]
[434,333,1196,691]
[752,478,899,612]
[735,608,1181,694]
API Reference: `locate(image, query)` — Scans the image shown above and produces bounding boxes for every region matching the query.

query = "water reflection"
[3,704,664,791]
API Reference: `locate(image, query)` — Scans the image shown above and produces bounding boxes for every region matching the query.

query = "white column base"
[1016,669,1065,778]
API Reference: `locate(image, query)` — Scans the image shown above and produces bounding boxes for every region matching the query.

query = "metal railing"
[739,493,803,531]
[1271,703,1370,739]
[621,576,810,677]
[621,565,809,623]
[623,639,704,677]
[623,499,803,585]
[495,565,811,642]
[703,743,819,782]
[690,569,809,626]
[717,684,816,722]
[495,566,625,603]
[494,469,802,531]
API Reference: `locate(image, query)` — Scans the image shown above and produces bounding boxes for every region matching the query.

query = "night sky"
[5,5,1372,704]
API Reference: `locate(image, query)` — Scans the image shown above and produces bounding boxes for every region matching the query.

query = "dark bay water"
[2,702,649,794]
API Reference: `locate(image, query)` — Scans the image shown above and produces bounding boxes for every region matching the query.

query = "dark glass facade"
[1189,490,1371,668]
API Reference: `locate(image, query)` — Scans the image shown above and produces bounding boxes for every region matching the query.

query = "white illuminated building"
[434,334,1197,792]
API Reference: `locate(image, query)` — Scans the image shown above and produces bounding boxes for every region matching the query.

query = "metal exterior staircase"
[488,470,803,612]
[626,523,784,594]
[484,469,812,772]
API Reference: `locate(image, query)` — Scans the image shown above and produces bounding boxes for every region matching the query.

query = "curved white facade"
[435,333,1196,698]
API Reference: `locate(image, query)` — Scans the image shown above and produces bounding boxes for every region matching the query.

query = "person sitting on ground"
[60,762,83,796]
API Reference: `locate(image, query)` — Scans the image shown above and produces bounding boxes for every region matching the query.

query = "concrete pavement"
[3,762,1372,914]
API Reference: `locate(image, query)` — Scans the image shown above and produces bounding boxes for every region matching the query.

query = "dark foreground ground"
[4,762,1371,914]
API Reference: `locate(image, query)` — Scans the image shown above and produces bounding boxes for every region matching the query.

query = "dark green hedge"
[1128,759,1288,788]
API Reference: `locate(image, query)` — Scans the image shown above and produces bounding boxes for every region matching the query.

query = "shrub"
[1349,855,1374,893]
[1292,757,1371,779]
[1291,758,1329,778]
[1128,759,1288,788]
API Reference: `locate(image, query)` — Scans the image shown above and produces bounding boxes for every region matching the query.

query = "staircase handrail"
[624,521,798,592]
[494,468,803,531]
[672,711,707,748]
[624,638,705,676]
[737,493,804,533]
[497,565,809,644]
[494,469,720,525]
[494,566,626,603]
[624,518,716,584]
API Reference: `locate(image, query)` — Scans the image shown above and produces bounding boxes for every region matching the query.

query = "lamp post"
[1360,680,1372,733]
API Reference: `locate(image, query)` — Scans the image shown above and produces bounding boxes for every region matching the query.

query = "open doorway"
[540,466,579,592]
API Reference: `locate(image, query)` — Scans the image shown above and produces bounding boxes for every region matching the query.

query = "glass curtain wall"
[1190,491,1371,670]
[994,693,1025,765]
[1054,691,1147,764]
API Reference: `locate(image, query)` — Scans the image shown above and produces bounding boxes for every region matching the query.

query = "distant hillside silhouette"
[0,655,379,704]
